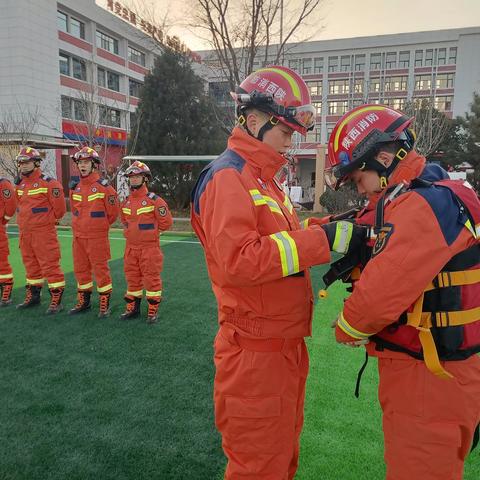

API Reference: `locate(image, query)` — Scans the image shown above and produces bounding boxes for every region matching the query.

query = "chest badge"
[141,200,147,206]
[33,183,38,188]
[372,224,394,257]
[91,187,97,193]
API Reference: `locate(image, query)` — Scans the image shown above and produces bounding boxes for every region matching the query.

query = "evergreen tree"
[135,48,227,208]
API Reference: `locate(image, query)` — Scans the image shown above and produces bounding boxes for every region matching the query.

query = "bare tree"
[404,98,451,157]
[0,104,42,178]
[190,0,324,91]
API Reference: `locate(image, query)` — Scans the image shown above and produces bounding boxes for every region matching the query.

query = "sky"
[98,0,480,51]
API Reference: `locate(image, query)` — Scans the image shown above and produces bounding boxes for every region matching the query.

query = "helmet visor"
[287,104,316,131]
[16,155,34,163]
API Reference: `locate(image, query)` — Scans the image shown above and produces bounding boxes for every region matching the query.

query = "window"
[448,47,457,64]
[302,58,312,75]
[384,76,408,92]
[354,54,365,71]
[98,68,120,91]
[340,55,351,72]
[437,48,447,66]
[57,11,85,39]
[314,57,324,74]
[415,74,432,90]
[399,51,410,68]
[61,96,72,118]
[96,30,119,55]
[328,100,348,115]
[328,56,338,72]
[129,79,143,97]
[385,98,405,110]
[307,81,322,96]
[370,53,381,70]
[128,46,146,67]
[425,49,433,67]
[369,77,381,93]
[353,78,364,93]
[352,98,364,108]
[327,125,335,138]
[435,73,455,89]
[59,52,87,81]
[99,106,121,127]
[415,50,423,67]
[59,53,70,76]
[386,52,397,69]
[57,11,68,32]
[73,99,86,121]
[434,95,453,112]
[60,97,86,122]
[312,101,322,115]
[288,59,299,71]
[329,79,349,95]
[306,127,321,143]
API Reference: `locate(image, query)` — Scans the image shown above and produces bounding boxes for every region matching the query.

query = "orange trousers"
[19,229,64,288]
[0,227,13,283]
[214,325,309,479]
[124,245,163,300]
[378,355,480,480]
[73,236,112,293]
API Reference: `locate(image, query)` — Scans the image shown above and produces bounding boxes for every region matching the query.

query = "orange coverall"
[335,152,480,480]
[120,184,172,301]
[0,178,16,285]
[16,169,66,288]
[70,172,118,293]
[191,127,331,479]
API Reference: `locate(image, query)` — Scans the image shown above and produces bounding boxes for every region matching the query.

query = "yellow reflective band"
[269,231,300,277]
[48,281,65,288]
[122,208,132,215]
[0,273,13,280]
[256,67,301,101]
[26,278,44,285]
[127,290,143,297]
[17,190,24,196]
[249,189,267,206]
[27,188,48,195]
[97,283,112,293]
[72,194,82,201]
[301,219,309,229]
[464,219,480,239]
[87,193,105,202]
[249,190,283,215]
[136,206,155,215]
[337,311,373,340]
[146,290,162,297]
[283,195,293,214]
[334,106,386,152]
[332,221,353,254]
[77,281,93,290]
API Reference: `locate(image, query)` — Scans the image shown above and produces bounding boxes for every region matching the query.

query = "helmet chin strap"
[238,109,278,142]
[367,146,410,190]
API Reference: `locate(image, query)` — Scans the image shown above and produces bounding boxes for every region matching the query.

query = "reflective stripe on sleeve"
[269,231,300,277]
[0,273,13,280]
[249,189,283,214]
[301,219,309,229]
[337,311,372,340]
[122,208,131,215]
[283,195,293,214]
[72,194,82,201]
[136,206,155,215]
[87,193,105,202]
[332,221,353,254]
[27,188,48,195]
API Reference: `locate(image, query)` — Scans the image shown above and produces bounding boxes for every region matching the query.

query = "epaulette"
[69,180,79,190]
[98,178,109,187]
[14,176,22,185]
[147,192,159,200]
[40,174,52,182]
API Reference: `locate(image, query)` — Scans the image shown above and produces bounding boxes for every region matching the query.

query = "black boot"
[16,285,41,309]
[46,287,64,315]
[0,282,13,307]
[146,298,161,324]
[69,291,92,315]
[120,296,141,320]
[98,292,111,318]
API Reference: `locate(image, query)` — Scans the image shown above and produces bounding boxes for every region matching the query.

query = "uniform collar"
[228,127,286,181]
[130,184,148,198]
[22,168,42,182]
[79,171,100,186]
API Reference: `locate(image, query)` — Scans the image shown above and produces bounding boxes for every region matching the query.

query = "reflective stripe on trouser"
[124,245,163,300]
[214,325,309,480]
[73,235,112,293]
[378,355,480,480]
[19,229,64,287]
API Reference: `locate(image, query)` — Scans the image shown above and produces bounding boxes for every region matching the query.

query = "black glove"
[321,221,368,256]
[329,207,362,222]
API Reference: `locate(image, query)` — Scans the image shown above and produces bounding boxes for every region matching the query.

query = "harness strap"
[407,305,480,328]
[425,268,480,291]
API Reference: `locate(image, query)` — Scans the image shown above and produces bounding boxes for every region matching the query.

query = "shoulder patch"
[191,149,246,215]
[147,192,159,200]
[98,178,109,187]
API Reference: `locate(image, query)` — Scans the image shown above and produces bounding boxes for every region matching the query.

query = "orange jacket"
[1,178,16,227]
[336,152,480,360]
[120,184,173,247]
[70,172,118,238]
[15,169,66,231]
[191,127,331,339]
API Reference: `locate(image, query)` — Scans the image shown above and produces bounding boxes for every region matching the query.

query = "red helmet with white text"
[72,146,101,164]
[16,147,42,164]
[124,160,152,181]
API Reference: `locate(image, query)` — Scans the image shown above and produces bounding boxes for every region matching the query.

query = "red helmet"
[326,105,415,190]
[124,161,152,180]
[16,147,42,164]
[231,65,315,136]
[72,146,101,164]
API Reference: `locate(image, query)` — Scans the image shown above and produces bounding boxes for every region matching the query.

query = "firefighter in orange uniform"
[191,66,367,479]
[69,147,119,318]
[120,161,172,323]
[15,147,66,313]
[325,104,480,480]
[0,176,17,306]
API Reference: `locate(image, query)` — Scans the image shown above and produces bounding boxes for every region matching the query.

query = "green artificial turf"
[0,227,478,479]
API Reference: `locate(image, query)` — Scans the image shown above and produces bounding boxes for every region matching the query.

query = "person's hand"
[321,221,368,255]
[331,318,370,347]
